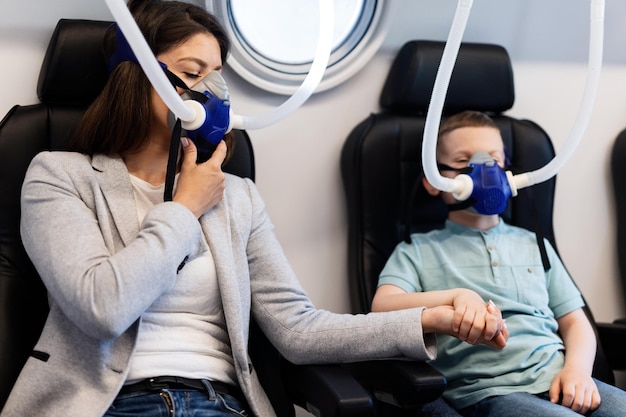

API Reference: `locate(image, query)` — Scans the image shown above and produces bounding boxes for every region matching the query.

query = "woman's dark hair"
[71,0,235,162]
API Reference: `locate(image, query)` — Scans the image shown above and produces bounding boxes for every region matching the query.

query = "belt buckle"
[146,377,170,390]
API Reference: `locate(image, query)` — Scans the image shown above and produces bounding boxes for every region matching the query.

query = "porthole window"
[206,0,390,95]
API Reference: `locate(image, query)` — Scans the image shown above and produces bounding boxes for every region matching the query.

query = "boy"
[372,110,626,416]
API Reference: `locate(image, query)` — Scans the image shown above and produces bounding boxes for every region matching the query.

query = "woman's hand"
[174,137,227,218]
[484,300,508,349]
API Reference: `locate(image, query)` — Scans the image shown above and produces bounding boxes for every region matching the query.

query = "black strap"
[525,186,551,271]
[161,67,191,203]
[446,198,476,212]
[164,68,191,91]
[403,171,476,243]
[164,118,182,202]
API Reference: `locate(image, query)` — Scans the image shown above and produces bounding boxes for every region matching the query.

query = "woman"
[1,1,505,416]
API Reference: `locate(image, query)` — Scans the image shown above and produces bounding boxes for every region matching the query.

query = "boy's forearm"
[559,309,597,375]
[371,287,457,312]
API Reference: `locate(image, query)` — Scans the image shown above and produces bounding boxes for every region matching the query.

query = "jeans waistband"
[119,376,244,403]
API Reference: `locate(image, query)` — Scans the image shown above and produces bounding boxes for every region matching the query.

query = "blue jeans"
[418,397,462,416]
[105,386,248,417]
[459,379,626,417]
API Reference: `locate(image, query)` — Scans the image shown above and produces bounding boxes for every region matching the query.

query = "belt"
[119,376,244,403]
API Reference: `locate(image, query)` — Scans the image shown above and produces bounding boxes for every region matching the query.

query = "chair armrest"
[282,360,373,417]
[596,320,626,371]
[343,360,446,409]
[249,318,372,416]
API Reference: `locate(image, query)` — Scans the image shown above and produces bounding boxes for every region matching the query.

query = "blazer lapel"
[92,154,140,246]
[201,205,250,362]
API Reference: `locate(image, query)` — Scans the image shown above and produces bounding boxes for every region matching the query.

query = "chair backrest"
[340,39,615,384]
[0,18,256,409]
[611,129,626,304]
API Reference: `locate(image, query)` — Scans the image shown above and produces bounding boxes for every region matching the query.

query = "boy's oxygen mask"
[441,151,512,215]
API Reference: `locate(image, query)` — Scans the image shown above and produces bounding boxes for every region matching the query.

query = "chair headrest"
[37,19,112,106]
[380,40,515,115]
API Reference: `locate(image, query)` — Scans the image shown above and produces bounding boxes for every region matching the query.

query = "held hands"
[173,137,227,218]
[423,289,508,349]
[372,284,508,348]
[549,368,601,414]
[452,289,508,349]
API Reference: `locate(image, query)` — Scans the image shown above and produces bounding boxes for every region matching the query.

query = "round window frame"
[207,0,391,95]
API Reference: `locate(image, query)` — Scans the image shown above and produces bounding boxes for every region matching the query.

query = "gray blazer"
[2,152,435,417]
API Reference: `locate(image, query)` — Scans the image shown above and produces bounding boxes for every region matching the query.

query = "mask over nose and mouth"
[179,71,231,163]
[444,151,512,215]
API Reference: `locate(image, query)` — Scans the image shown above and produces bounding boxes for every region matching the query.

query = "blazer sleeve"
[239,178,437,364]
[20,151,207,339]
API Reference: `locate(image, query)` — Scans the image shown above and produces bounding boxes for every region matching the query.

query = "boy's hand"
[549,368,601,415]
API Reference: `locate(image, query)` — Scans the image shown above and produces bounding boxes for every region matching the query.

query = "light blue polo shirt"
[378,219,585,409]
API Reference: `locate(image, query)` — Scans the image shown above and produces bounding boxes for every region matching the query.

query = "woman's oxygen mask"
[179,72,232,162]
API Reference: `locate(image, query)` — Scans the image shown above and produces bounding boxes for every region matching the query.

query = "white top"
[126,174,236,385]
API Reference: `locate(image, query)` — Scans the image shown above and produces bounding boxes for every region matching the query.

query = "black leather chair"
[611,131,626,306]
[341,39,626,414]
[606,129,626,365]
[0,18,374,417]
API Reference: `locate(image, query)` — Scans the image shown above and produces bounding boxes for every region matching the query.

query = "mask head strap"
[435,163,473,211]
[437,163,473,175]
[106,23,169,74]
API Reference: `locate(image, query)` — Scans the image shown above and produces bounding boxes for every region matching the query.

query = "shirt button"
[487,245,494,250]
[492,261,498,266]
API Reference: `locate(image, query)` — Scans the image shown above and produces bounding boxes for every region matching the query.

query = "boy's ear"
[422,175,440,197]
